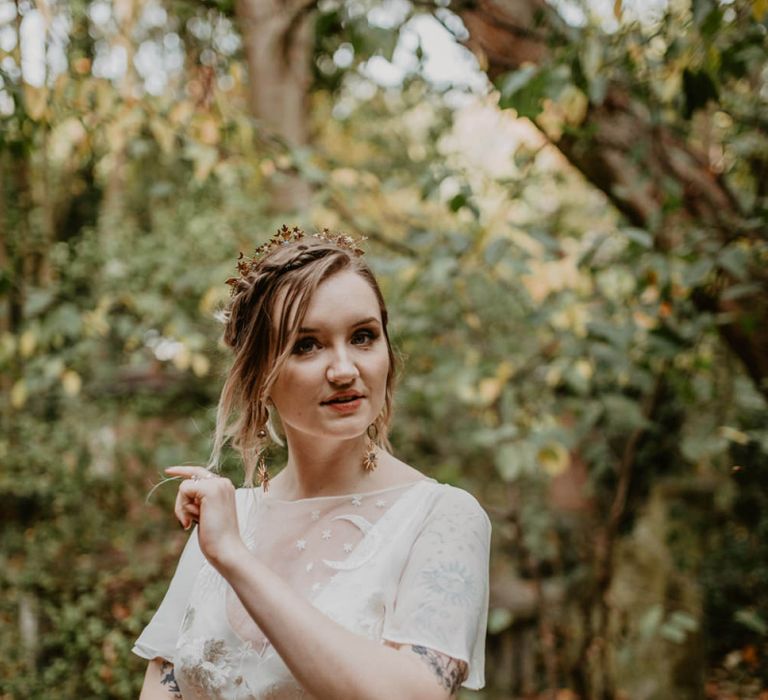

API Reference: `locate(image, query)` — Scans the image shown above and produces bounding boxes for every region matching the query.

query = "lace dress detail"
[133,479,491,699]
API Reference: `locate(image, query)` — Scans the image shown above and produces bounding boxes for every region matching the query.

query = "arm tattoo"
[409,645,468,696]
[160,661,182,699]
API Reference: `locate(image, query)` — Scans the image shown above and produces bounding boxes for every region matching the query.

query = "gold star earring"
[257,428,270,493]
[363,423,378,472]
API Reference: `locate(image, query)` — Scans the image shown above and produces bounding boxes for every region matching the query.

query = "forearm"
[218,544,443,700]
[139,658,182,700]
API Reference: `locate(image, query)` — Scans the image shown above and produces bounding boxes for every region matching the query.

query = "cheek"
[369,347,390,390]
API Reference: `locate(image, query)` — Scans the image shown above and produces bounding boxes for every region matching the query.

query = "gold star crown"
[225,225,367,294]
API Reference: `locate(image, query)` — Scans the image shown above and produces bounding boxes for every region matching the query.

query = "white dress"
[133,478,491,699]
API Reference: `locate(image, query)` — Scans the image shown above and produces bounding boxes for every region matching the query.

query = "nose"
[326,345,359,385]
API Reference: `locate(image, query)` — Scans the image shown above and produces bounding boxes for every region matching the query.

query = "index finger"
[165,466,216,480]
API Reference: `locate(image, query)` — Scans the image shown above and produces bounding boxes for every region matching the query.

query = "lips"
[321,391,365,405]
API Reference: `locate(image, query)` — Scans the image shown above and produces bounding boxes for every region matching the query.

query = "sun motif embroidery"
[421,562,475,607]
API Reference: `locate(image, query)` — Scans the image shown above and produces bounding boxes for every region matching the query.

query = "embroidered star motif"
[351,495,362,506]
[306,562,314,572]
[296,539,307,551]
[343,543,353,553]
[310,510,320,521]
[321,529,332,540]
[375,499,386,508]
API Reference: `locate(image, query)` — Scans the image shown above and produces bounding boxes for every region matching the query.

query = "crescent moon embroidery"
[322,514,380,570]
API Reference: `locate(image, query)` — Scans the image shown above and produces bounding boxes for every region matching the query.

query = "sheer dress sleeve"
[132,526,206,663]
[381,486,491,690]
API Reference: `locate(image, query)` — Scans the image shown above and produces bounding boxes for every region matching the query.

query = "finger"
[174,487,190,529]
[183,502,200,521]
[165,466,216,480]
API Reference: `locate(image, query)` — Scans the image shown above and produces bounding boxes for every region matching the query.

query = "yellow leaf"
[169,100,194,126]
[19,330,37,358]
[614,0,622,20]
[753,0,768,21]
[172,345,191,371]
[478,377,502,405]
[192,354,210,377]
[149,117,176,155]
[718,426,749,445]
[49,117,87,164]
[495,360,515,383]
[23,84,48,121]
[11,380,28,408]
[199,286,226,315]
[464,312,481,330]
[194,115,221,146]
[538,443,570,477]
[61,370,82,396]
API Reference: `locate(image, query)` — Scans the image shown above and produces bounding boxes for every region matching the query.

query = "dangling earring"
[256,429,270,493]
[363,423,378,472]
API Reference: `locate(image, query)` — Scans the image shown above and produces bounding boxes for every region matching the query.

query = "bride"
[134,227,491,699]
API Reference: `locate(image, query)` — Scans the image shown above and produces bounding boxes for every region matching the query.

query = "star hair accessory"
[225,224,367,294]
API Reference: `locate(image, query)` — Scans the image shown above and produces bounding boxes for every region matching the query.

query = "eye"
[351,329,378,346]
[292,337,319,355]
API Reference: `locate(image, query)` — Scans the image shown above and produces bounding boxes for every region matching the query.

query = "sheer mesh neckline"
[258,476,436,504]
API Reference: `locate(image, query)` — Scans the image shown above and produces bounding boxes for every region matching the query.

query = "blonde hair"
[208,235,396,485]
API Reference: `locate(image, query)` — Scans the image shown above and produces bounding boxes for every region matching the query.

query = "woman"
[134,226,491,699]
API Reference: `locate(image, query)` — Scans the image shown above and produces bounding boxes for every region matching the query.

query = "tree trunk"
[235,0,315,213]
[456,0,768,399]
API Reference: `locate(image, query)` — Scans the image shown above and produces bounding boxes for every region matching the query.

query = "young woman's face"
[269,270,390,442]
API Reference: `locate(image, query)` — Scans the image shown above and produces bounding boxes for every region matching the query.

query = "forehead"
[302,270,381,327]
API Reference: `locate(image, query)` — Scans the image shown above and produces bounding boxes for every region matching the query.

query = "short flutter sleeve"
[132,527,206,663]
[382,486,491,690]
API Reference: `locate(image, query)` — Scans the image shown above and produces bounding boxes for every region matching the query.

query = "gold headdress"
[225,225,367,294]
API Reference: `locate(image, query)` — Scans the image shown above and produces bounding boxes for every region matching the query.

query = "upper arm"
[382,488,491,691]
[139,658,183,700]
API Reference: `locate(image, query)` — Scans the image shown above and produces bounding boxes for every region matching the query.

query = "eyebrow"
[298,317,380,334]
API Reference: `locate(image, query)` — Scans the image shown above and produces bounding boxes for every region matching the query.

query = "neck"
[273,430,375,500]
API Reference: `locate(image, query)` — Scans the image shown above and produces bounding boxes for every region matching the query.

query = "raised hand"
[164,466,246,570]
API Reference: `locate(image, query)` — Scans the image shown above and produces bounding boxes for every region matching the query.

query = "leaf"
[721,282,762,301]
[717,246,749,281]
[660,622,687,644]
[487,607,514,634]
[61,370,82,397]
[735,609,768,635]
[639,605,663,640]
[23,84,48,121]
[753,0,768,21]
[622,227,653,249]
[537,442,570,477]
[668,611,699,632]
[495,441,536,482]
[602,394,649,432]
[498,65,570,120]
[19,329,37,357]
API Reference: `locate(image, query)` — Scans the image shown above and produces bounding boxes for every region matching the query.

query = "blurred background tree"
[1,0,766,698]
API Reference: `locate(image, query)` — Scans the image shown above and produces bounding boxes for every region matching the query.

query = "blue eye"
[293,337,319,355]
[352,329,377,345]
